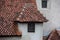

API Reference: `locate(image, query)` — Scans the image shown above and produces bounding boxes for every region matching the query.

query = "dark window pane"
[42,1,47,8]
[28,23,35,32]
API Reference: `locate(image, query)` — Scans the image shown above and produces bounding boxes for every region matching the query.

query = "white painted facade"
[36,0,60,36]
[18,23,43,40]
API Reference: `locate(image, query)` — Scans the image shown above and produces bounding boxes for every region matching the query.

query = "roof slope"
[0,0,47,36]
[0,0,22,36]
[47,29,60,40]
[14,3,48,22]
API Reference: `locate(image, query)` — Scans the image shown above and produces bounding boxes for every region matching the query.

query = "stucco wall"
[18,23,43,40]
[36,0,60,36]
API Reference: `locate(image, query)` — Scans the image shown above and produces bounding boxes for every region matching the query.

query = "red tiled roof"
[0,0,23,36]
[47,29,60,40]
[0,0,47,36]
[14,3,48,22]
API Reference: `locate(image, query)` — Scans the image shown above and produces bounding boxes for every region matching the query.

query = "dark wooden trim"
[0,35,22,37]
[14,21,43,23]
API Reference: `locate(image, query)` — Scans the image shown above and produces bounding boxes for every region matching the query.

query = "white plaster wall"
[18,23,28,36]
[36,0,60,36]
[18,23,43,40]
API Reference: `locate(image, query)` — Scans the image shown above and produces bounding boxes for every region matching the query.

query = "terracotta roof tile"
[47,29,60,40]
[0,0,22,36]
[0,0,47,36]
[14,3,48,22]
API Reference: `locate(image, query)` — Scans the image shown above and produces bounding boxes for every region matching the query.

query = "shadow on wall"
[43,21,60,36]
[0,37,21,40]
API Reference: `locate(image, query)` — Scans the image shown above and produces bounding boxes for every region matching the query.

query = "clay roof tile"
[14,3,48,22]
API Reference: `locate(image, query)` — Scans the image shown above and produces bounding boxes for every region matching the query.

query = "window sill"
[40,8,49,11]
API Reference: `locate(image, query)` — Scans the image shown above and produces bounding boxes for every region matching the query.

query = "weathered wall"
[18,23,43,40]
[36,0,60,36]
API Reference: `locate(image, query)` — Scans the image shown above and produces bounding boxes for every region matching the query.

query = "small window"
[28,23,35,32]
[42,0,47,8]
